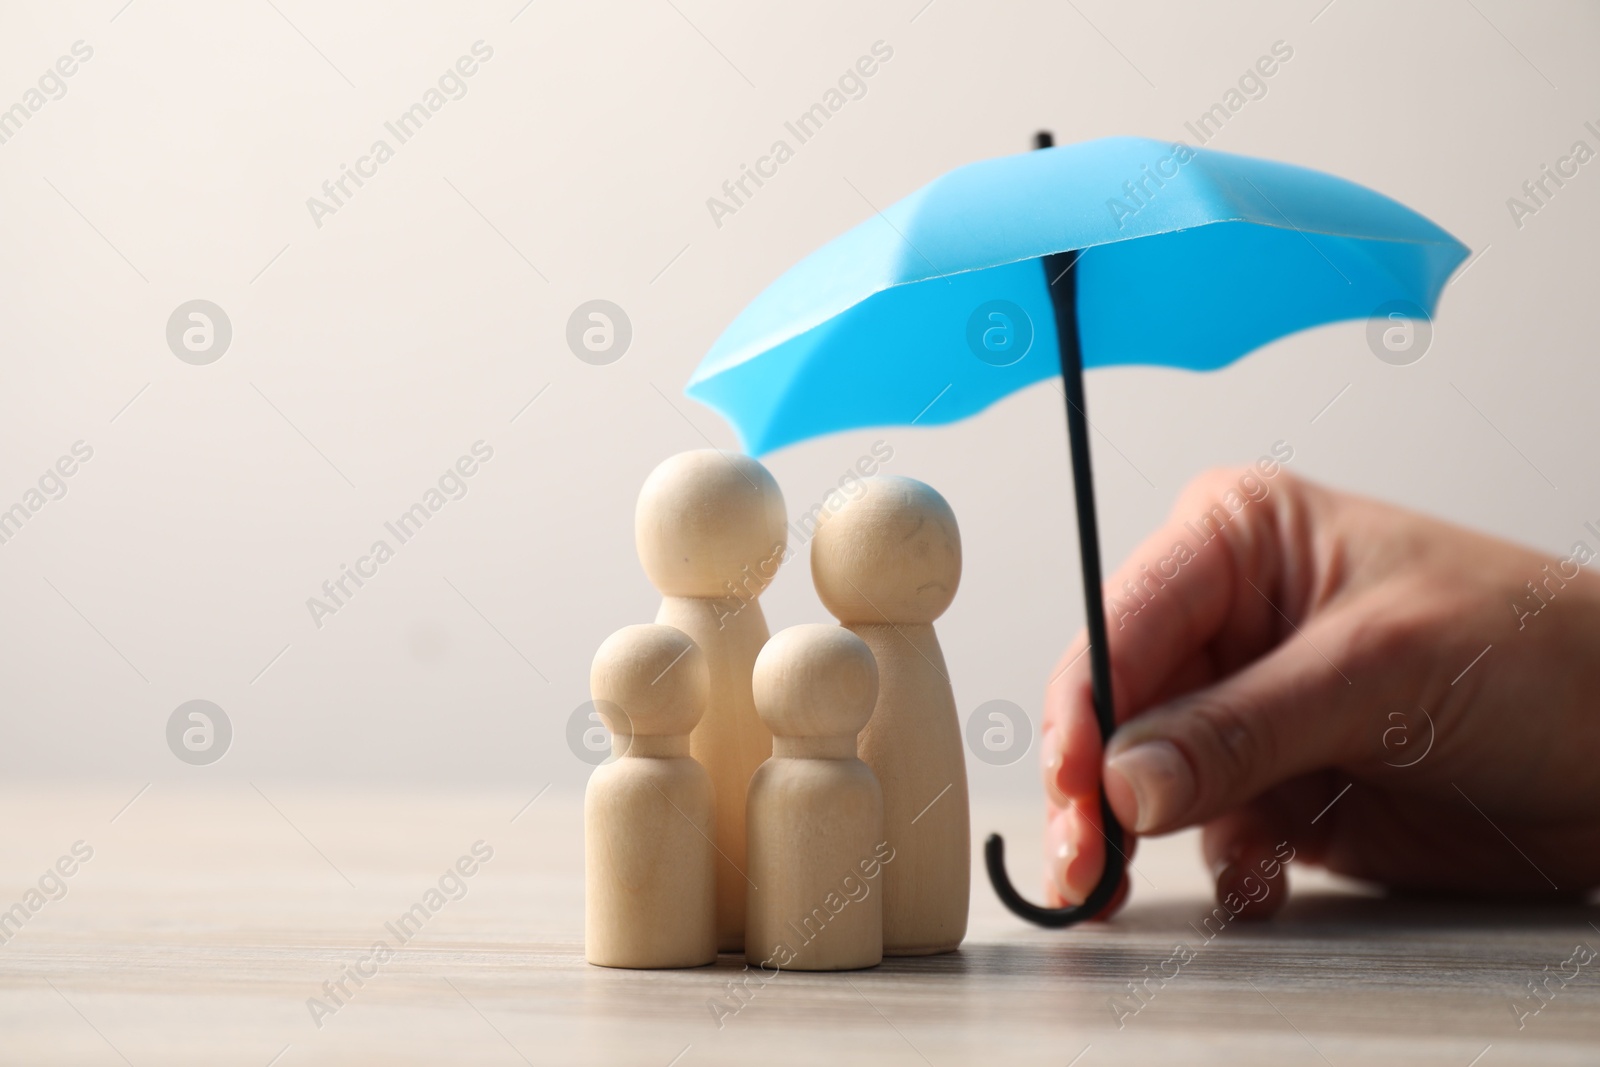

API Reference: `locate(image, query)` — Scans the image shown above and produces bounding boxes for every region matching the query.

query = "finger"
[1041,467,1315,798]
[1209,774,1341,867]
[1092,465,1305,715]
[1046,645,1217,806]
[1041,632,1091,740]
[1042,466,1325,917]
[1102,613,1369,834]
[1045,793,1141,908]
[1043,673,1102,805]
[1201,803,1294,920]
[1087,871,1131,921]
[1043,801,1105,906]
[1041,641,1213,900]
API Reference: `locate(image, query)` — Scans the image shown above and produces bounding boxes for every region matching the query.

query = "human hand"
[1041,466,1600,917]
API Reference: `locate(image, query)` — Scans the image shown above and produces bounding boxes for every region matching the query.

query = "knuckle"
[1180,466,1260,511]
[1185,698,1269,798]
[1335,592,1428,670]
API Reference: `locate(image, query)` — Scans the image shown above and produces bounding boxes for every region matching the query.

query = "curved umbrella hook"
[985,801,1126,926]
[983,131,1130,927]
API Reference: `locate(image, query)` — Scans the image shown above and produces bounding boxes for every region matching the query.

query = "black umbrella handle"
[983,132,1130,925]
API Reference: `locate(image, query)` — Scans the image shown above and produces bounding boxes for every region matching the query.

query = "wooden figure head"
[752,623,878,741]
[635,450,787,599]
[811,476,961,625]
[589,624,708,741]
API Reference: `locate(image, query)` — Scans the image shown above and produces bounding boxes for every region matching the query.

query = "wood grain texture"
[0,785,1597,1065]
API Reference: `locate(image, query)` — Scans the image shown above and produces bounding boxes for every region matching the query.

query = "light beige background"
[0,0,1595,804]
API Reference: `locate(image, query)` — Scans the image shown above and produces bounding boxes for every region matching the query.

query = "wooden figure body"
[811,476,969,956]
[746,624,884,972]
[585,624,716,969]
[636,450,788,953]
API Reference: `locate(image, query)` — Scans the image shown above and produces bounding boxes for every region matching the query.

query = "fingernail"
[1046,810,1084,905]
[1105,739,1194,833]
[1051,836,1083,905]
[1041,727,1069,807]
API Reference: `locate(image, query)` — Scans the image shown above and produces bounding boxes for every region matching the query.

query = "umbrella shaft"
[1043,248,1128,912]
[1047,252,1114,736]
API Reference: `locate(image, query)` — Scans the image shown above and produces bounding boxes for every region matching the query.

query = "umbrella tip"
[1034,130,1054,150]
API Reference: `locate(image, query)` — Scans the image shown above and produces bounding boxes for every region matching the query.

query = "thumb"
[1101,619,1366,835]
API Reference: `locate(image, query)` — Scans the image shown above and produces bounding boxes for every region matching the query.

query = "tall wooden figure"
[811,476,969,955]
[585,624,716,968]
[636,450,787,953]
[746,624,884,972]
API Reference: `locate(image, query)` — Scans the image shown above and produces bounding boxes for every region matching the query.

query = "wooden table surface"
[1,783,1595,1065]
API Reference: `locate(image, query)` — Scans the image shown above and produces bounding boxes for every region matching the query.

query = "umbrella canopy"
[685,134,1469,929]
[688,135,1468,456]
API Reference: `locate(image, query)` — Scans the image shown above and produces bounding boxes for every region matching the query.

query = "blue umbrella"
[686,133,1469,927]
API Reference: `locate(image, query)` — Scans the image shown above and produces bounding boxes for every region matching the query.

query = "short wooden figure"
[810,476,970,956]
[636,450,787,953]
[746,623,885,972]
[585,624,716,969]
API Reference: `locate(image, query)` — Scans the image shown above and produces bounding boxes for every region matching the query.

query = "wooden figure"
[636,449,788,953]
[810,476,969,956]
[746,624,884,972]
[584,624,716,969]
